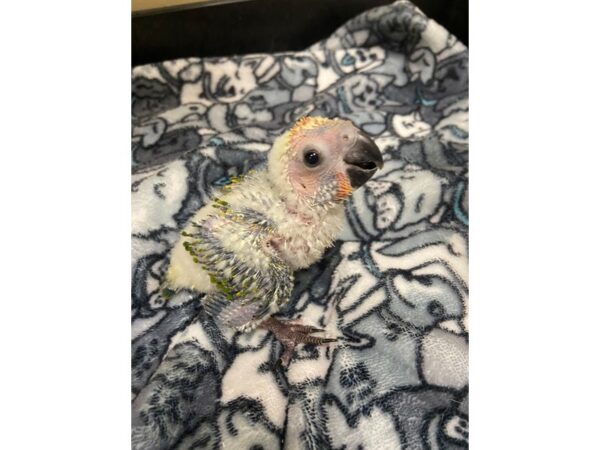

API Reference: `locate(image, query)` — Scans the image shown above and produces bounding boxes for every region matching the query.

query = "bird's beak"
[343,130,384,188]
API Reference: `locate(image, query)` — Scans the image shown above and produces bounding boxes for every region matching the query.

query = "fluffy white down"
[166,166,345,292]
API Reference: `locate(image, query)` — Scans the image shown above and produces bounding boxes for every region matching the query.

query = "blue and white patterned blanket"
[132,1,468,448]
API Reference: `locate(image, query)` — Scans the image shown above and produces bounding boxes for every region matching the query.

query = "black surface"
[132,0,468,66]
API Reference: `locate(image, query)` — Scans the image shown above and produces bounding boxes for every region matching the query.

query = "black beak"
[343,131,384,188]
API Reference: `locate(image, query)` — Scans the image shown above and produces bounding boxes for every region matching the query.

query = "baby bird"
[163,116,383,365]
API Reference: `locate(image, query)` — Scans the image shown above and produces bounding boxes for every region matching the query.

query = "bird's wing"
[184,208,294,331]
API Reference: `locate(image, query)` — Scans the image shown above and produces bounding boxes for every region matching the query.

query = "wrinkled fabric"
[131,1,468,449]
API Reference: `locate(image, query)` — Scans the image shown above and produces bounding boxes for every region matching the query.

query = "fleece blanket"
[131,1,468,448]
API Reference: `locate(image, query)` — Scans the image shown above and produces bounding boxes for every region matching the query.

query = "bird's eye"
[303,150,320,167]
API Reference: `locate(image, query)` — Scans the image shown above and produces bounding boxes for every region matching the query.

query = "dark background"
[132,0,468,67]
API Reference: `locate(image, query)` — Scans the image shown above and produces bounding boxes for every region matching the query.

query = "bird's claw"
[288,323,325,333]
[260,317,336,367]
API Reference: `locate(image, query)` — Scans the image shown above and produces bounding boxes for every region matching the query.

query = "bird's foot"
[260,317,337,367]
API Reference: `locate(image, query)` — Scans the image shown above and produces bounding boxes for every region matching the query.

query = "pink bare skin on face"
[287,120,359,204]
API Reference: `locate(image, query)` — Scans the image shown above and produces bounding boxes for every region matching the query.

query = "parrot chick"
[163,116,383,365]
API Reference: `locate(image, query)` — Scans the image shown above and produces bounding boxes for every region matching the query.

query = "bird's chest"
[267,234,310,267]
[267,216,333,270]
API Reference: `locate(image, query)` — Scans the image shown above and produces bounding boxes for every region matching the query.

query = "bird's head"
[268,117,383,208]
